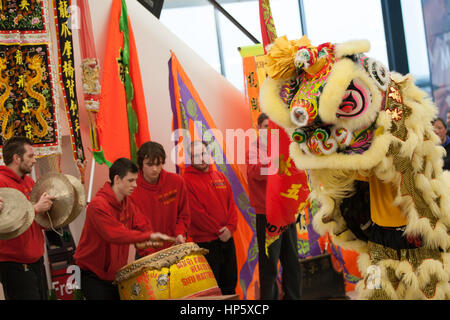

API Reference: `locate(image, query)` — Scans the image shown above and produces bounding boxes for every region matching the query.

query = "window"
[401,0,431,92]
[161,0,303,92]
[217,0,302,91]
[216,1,261,90]
[160,4,222,73]
[161,0,404,94]
[270,0,303,40]
[302,0,389,67]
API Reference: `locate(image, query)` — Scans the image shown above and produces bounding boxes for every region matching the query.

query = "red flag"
[258,0,309,244]
[259,0,277,53]
[265,120,310,237]
[95,0,150,165]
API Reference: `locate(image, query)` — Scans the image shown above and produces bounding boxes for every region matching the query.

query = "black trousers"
[256,214,301,300]
[80,269,120,300]
[197,238,238,295]
[0,257,48,300]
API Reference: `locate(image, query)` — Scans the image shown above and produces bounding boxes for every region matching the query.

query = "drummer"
[0,137,54,300]
[131,141,190,258]
[74,158,173,300]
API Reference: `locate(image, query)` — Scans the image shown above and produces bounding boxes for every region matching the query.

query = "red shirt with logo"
[131,170,190,256]
[183,166,238,243]
[0,166,44,264]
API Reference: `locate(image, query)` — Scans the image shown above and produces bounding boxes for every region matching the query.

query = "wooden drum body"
[115,243,221,300]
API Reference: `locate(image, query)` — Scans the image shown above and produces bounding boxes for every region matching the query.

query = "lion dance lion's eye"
[336,79,371,119]
[294,48,312,70]
[290,99,318,127]
[318,48,328,59]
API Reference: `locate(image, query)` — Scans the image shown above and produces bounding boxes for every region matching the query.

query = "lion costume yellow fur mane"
[260,36,450,300]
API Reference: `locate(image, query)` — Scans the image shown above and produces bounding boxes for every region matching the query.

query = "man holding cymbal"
[0,137,54,300]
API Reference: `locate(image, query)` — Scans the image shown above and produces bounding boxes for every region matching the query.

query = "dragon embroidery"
[0,56,14,140]
[25,54,50,138]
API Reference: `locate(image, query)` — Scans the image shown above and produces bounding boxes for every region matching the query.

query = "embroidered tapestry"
[0,0,61,157]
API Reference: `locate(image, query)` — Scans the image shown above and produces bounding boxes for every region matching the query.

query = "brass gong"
[30,173,75,229]
[0,188,35,240]
[59,174,86,227]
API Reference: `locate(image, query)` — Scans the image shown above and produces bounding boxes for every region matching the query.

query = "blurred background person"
[432,117,450,170]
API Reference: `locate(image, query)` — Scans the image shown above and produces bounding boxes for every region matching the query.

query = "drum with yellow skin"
[115,242,221,300]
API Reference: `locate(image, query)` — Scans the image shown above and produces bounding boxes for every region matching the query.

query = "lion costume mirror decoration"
[260,36,450,300]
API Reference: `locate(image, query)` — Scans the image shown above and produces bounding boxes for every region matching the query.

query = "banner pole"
[87,157,96,203]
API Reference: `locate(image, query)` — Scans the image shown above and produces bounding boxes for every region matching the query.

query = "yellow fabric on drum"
[117,252,220,300]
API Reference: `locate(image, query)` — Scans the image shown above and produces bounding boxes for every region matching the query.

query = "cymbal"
[30,173,74,229]
[59,174,86,227]
[0,188,35,240]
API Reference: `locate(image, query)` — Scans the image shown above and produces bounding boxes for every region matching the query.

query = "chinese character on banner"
[53,0,86,181]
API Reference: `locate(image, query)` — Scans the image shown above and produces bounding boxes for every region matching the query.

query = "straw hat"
[30,173,75,229]
[0,188,35,240]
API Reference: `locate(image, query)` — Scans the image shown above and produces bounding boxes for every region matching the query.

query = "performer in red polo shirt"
[246,113,301,300]
[0,137,54,300]
[183,141,238,295]
[74,158,173,300]
[131,141,190,258]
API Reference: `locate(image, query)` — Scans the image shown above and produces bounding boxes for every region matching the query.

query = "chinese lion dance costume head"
[260,36,450,300]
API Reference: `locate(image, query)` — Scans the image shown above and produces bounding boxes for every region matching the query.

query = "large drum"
[115,242,221,300]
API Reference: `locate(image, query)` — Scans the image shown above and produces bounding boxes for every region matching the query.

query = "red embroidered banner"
[258,0,277,53]
[265,120,309,238]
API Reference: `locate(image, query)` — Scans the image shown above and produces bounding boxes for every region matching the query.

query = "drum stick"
[135,236,176,249]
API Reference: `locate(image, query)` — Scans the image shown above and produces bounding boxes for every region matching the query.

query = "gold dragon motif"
[0,56,14,140]
[26,54,50,138]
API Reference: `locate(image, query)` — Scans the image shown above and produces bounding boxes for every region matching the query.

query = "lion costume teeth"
[261,37,450,300]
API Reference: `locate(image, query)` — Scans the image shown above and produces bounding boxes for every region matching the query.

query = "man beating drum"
[74,158,174,300]
[131,141,190,259]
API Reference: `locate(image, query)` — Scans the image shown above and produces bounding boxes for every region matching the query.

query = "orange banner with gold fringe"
[240,44,266,130]
[242,56,261,130]
[169,52,259,300]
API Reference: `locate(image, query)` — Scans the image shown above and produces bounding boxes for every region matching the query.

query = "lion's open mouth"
[291,119,377,156]
[291,118,337,155]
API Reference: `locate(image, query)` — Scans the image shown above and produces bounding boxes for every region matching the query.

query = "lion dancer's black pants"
[256,214,301,300]
[366,223,421,252]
